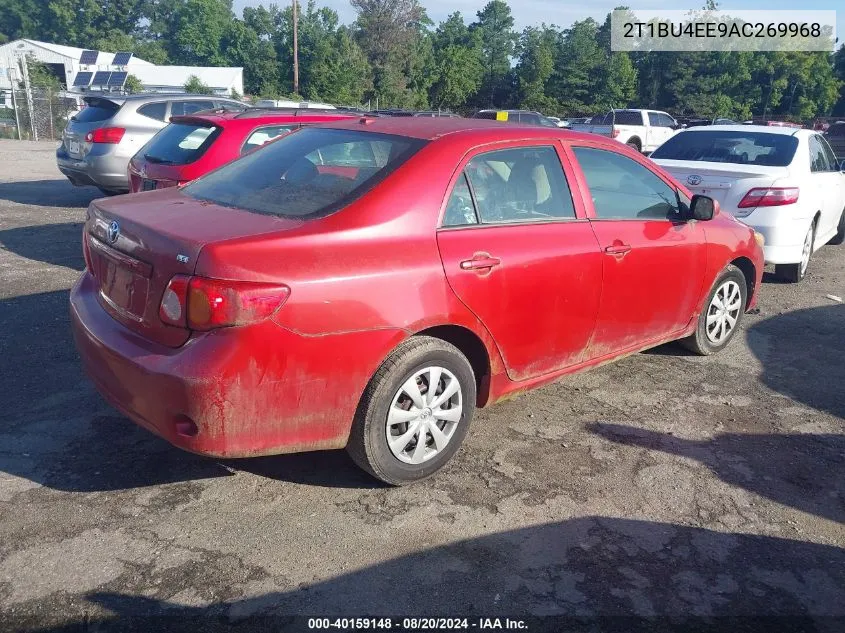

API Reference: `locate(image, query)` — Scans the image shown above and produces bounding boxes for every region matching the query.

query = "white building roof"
[13,39,154,66]
[128,65,243,90]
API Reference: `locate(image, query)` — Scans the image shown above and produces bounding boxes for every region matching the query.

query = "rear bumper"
[69,272,388,458]
[734,205,814,265]
[57,146,130,192]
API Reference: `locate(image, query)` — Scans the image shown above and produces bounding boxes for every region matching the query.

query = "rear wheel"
[681,265,747,356]
[347,336,476,486]
[829,208,845,245]
[775,221,814,283]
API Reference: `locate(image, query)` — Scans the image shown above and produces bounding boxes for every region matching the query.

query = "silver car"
[57,93,246,195]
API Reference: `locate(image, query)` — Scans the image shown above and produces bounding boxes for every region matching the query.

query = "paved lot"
[0,139,843,631]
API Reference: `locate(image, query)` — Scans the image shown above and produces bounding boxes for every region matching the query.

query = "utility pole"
[20,55,37,141]
[292,0,299,95]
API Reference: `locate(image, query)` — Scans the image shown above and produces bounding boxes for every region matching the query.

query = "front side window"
[573,146,682,221]
[184,128,424,219]
[459,146,576,224]
[241,125,296,155]
[648,112,661,126]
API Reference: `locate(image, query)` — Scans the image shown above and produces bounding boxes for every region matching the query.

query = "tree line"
[1,0,844,118]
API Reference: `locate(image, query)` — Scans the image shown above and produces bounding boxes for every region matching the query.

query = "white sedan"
[651,125,845,282]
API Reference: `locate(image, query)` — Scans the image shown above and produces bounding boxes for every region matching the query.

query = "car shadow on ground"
[0,289,382,493]
[20,518,845,631]
[590,425,845,523]
[747,304,845,419]
[0,178,101,208]
[0,222,85,271]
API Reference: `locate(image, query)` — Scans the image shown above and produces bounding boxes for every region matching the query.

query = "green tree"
[124,74,144,93]
[428,13,483,110]
[514,26,558,113]
[184,74,213,94]
[167,0,233,65]
[471,0,518,107]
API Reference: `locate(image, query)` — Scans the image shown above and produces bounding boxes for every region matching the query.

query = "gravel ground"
[0,139,843,632]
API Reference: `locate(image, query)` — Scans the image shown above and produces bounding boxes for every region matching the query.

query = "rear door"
[437,142,603,380]
[809,134,844,240]
[566,142,707,355]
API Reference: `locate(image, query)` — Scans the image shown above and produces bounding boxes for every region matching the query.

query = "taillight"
[159,275,190,327]
[611,127,620,138]
[738,187,799,208]
[159,276,290,330]
[85,127,125,144]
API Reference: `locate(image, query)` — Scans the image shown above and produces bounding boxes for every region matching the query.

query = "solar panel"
[112,51,133,66]
[107,71,127,87]
[80,50,98,65]
[72,71,93,87]
[91,71,111,85]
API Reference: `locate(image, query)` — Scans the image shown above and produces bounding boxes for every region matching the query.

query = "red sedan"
[127,109,354,192]
[70,118,764,485]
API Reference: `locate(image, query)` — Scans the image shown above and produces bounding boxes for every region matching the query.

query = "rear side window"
[171,100,215,116]
[651,130,799,167]
[474,111,497,120]
[809,135,833,172]
[138,123,220,166]
[458,146,576,224]
[573,147,681,221]
[75,99,120,123]
[241,125,297,155]
[615,111,644,125]
[183,128,425,219]
[138,102,166,122]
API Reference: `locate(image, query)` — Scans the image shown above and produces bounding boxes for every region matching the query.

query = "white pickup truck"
[570,109,680,153]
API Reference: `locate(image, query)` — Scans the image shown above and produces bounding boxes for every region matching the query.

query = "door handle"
[460,254,501,271]
[604,243,632,256]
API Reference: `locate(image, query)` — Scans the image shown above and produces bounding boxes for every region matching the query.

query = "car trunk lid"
[653,159,789,211]
[86,188,304,347]
[62,96,124,159]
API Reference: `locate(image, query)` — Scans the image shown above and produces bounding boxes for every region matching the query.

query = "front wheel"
[681,265,747,356]
[347,336,476,486]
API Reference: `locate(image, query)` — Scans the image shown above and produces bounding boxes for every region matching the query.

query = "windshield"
[183,127,425,218]
[651,130,799,166]
[138,122,220,166]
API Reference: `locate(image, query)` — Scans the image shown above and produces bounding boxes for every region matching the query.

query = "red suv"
[71,118,764,485]
[127,109,354,192]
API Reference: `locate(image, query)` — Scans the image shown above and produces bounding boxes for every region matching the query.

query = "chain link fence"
[1,88,78,141]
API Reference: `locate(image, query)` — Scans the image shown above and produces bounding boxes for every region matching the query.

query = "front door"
[567,144,707,358]
[437,143,603,381]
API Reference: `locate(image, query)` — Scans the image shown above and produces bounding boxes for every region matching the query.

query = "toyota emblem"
[687,174,703,186]
[107,220,120,243]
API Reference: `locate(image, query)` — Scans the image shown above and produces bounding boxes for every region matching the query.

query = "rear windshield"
[651,130,799,167]
[74,99,120,123]
[139,122,221,166]
[183,127,425,218]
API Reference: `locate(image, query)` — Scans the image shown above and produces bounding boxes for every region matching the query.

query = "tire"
[829,208,845,245]
[681,264,747,356]
[775,221,815,283]
[626,138,642,152]
[347,336,476,486]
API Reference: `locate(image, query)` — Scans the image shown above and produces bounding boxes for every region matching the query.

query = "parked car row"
[67,113,782,485]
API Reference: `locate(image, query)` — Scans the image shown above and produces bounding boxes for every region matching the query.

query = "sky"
[233,0,842,48]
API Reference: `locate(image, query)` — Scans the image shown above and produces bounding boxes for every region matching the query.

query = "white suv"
[652,125,845,282]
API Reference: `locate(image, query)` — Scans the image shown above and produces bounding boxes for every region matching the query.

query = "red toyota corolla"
[127,109,354,192]
[70,118,764,485]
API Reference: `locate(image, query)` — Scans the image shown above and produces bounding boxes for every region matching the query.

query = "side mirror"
[690,194,715,221]
[840,159,845,173]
